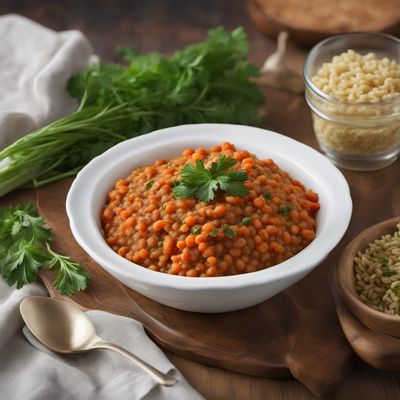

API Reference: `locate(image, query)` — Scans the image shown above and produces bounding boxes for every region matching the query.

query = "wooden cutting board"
[35,178,352,397]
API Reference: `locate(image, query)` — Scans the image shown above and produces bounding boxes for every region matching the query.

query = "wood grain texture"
[332,272,400,370]
[1,1,400,398]
[335,217,400,339]
[331,216,400,369]
[247,0,400,46]
[36,178,351,397]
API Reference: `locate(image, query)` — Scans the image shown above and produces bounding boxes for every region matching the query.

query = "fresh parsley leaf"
[172,184,198,199]
[222,225,236,238]
[241,216,252,226]
[191,226,202,235]
[219,181,249,197]
[263,192,271,200]
[278,204,294,215]
[2,241,45,288]
[46,244,90,296]
[394,286,400,298]
[209,228,218,237]
[145,180,154,189]
[226,170,248,181]
[0,202,89,296]
[173,156,249,202]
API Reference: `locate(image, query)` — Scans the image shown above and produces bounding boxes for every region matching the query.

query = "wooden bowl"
[247,0,400,47]
[335,216,400,338]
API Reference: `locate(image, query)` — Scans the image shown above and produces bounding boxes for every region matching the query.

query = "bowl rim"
[66,123,353,290]
[336,216,400,326]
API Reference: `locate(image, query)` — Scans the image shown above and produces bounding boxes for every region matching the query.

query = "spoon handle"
[92,340,177,386]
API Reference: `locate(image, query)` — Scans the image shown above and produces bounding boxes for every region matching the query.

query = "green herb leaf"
[263,192,271,200]
[0,202,89,296]
[145,180,154,189]
[384,270,396,277]
[222,225,236,238]
[191,226,202,235]
[218,180,249,197]
[2,241,45,288]
[393,286,400,298]
[173,156,249,202]
[278,204,294,216]
[241,216,252,226]
[172,184,198,199]
[209,228,218,237]
[379,256,389,265]
[46,244,90,296]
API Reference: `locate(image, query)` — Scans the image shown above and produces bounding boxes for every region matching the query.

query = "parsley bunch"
[0,27,264,197]
[173,155,249,201]
[0,202,89,296]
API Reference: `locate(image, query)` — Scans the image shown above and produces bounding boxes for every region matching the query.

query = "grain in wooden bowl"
[335,216,400,338]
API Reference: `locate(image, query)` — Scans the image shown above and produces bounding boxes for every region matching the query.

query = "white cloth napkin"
[0,14,94,150]
[0,280,203,400]
[0,14,203,400]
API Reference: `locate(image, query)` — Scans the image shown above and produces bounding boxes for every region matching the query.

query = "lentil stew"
[101,142,320,277]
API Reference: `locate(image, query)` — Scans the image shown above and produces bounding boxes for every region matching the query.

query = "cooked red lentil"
[101,142,320,277]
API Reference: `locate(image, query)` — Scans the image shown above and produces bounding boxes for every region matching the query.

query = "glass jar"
[304,33,400,171]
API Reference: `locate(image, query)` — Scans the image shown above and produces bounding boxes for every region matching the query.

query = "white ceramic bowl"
[66,123,352,313]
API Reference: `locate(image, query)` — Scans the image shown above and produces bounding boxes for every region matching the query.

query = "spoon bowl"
[20,296,96,353]
[20,296,177,386]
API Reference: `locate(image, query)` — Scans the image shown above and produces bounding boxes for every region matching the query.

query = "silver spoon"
[20,296,177,386]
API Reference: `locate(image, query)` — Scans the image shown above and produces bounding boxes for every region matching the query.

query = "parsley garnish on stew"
[209,228,218,237]
[172,156,249,202]
[278,204,294,215]
[145,180,154,189]
[241,216,252,226]
[263,192,271,200]
[222,225,236,238]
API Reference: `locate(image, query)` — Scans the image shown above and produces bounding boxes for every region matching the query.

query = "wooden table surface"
[2,1,400,399]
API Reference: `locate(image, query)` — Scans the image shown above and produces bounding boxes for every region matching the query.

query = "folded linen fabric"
[0,14,94,149]
[0,279,203,400]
